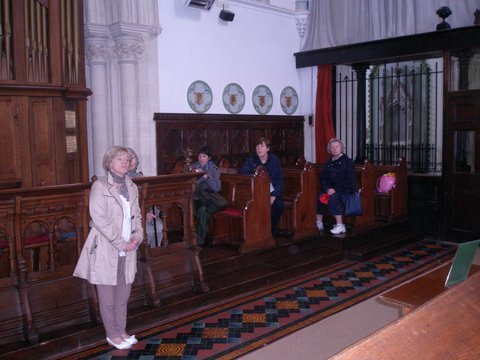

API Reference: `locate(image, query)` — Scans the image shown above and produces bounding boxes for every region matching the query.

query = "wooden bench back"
[283,170,302,199]
[280,163,318,239]
[363,157,408,221]
[355,160,375,225]
[215,167,274,253]
[220,174,253,209]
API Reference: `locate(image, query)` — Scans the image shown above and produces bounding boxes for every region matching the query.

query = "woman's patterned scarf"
[111,172,129,201]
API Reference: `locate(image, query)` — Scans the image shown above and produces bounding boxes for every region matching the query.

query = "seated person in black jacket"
[240,137,284,237]
[192,146,221,246]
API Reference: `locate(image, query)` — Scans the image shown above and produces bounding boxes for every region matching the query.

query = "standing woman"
[74,146,143,350]
[316,138,357,235]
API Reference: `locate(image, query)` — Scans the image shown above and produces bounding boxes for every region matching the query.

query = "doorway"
[444,90,480,241]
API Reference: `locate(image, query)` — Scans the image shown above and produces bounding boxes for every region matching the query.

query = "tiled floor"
[85,240,455,359]
[240,243,480,360]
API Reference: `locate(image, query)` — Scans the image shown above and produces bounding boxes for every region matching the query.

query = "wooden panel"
[380,262,480,315]
[333,271,480,359]
[0,97,22,183]
[444,90,480,240]
[407,175,442,236]
[0,96,31,187]
[154,113,305,174]
[30,98,56,186]
[0,0,90,187]
[279,163,318,240]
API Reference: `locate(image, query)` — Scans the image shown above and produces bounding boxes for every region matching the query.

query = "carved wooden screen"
[154,113,305,174]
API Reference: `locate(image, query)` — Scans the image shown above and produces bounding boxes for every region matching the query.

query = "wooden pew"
[217,158,239,174]
[313,160,376,228]
[353,160,376,226]
[332,270,480,359]
[133,174,209,306]
[0,184,91,346]
[363,157,408,222]
[278,162,318,240]
[210,167,275,253]
[0,173,207,349]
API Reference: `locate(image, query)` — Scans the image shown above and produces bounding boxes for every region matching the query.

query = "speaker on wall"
[219,9,235,22]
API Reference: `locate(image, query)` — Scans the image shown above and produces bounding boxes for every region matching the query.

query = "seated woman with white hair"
[316,138,357,235]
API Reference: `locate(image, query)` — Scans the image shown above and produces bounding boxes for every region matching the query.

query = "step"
[346,229,425,261]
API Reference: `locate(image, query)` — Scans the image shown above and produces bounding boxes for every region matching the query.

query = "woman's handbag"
[197,189,228,213]
[344,191,363,216]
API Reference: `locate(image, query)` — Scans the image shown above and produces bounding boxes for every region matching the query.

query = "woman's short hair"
[255,137,271,148]
[102,146,129,173]
[326,138,345,154]
[198,146,212,158]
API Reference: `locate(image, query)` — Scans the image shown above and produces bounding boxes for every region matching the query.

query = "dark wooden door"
[444,90,480,241]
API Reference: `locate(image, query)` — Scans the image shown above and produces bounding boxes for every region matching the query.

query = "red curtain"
[315,64,336,164]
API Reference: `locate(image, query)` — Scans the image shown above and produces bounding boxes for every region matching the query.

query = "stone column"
[85,40,111,176]
[113,33,145,149]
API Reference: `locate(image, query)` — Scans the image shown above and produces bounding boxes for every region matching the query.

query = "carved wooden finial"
[183,147,194,172]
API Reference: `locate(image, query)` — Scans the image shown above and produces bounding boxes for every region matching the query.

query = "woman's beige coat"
[73,173,143,285]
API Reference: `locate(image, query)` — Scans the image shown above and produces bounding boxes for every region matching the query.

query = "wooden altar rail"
[210,167,275,253]
[0,173,207,348]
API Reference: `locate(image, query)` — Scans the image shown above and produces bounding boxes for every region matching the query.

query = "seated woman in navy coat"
[240,137,284,237]
[316,138,357,235]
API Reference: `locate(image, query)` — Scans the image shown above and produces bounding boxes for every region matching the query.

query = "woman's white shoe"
[330,224,346,235]
[123,335,138,345]
[316,221,324,231]
[106,337,132,350]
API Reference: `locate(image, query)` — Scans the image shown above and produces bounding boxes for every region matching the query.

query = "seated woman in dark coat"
[240,137,284,237]
[192,146,221,246]
[317,138,357,235]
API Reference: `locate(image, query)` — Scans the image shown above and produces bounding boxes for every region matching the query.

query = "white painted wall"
[157,1,308,117]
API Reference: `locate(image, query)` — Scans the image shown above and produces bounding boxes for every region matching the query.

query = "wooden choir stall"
[0,173,207,353]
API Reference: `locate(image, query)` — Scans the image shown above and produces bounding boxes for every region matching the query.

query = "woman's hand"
[327,188,336,195]
[146,211,156,222]
[270,195,276,205]
[124,238,138,252]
